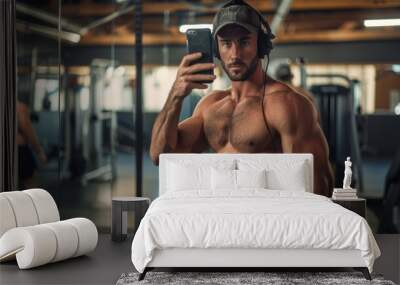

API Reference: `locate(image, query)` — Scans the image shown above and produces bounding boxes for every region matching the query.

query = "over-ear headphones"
[212,0,275,59]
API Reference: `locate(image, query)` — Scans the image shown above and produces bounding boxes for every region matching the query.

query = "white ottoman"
[0,189,98,269]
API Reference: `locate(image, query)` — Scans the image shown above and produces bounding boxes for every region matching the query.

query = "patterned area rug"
[116,271,396,285]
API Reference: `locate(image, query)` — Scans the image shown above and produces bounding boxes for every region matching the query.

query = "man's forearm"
[150,93,183,164]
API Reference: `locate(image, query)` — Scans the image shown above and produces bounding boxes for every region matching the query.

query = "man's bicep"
[176,115,208,152]
[277,94,322,154]
[175,93,216,152]
[293,130,329,160]
[279,119,330,169]
[269,91,333,195]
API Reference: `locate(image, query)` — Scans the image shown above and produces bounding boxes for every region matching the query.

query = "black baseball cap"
[212,2,273,39]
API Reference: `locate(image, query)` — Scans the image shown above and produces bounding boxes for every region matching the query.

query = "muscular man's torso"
[202,90,282,153]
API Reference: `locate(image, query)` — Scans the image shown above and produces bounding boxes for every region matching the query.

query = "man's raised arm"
[149,52,215,165]
[266,90,334,197]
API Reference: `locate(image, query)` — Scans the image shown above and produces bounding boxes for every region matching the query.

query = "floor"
[1,234,399,285]
[0,234,133,285]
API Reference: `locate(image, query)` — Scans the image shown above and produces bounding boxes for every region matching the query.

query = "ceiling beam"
[79,28,400,46]
[288,0,400,10]
[80,8,400,35]
[340,21,359,31]
[284,9,400,23]
[278,29,400,43]
[79,33,186,45]
[62,3,120,17]
[62,0,400,17]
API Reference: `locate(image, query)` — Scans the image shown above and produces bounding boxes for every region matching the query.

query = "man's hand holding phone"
[170,52,216,99]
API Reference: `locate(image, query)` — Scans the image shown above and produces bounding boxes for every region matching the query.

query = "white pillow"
[211,168,267,190]
[238,159,309,192]
[167,162,209,191]
[211,168,236,190]
[236,169,267,188]
[167,159,235,191]
[266,161,307,191]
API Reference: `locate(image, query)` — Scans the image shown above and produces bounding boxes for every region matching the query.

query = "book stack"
[332,188,358,200]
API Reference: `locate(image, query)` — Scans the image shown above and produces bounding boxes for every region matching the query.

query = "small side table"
[331,198,366,218]
[112,197,150,242]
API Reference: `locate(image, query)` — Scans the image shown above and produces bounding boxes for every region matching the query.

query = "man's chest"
[202,96,275,152]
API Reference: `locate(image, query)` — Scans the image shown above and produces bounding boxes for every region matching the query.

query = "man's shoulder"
[265,79,292,95]
[193,89,229,115]
[205,89,230,100]
[265,80,310,111]
[264,79,316,128]
[197,89,229,106]
[266,79,304,100]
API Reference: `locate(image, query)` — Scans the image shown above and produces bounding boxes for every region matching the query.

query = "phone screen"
[186,28,214,83]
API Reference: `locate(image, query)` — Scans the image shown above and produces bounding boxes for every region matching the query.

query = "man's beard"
[222,55,259,81]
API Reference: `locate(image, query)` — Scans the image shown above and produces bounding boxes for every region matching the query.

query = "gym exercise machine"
[63,60,117,185]
[298,59,364,192]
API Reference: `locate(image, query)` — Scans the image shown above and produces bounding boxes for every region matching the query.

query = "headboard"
[159,153,314,196]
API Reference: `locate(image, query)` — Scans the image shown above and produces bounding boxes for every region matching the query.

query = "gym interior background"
[12,0,400,233]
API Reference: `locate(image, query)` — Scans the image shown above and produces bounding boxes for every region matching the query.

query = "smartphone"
[186,28,214,83]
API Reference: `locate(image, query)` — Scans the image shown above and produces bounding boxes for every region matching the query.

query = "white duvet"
[131,189,380,273]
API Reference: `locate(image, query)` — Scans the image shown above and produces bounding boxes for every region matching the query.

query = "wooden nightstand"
[331,198,366,218]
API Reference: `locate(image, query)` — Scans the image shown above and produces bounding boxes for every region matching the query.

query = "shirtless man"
[150,1,333,196]
[17,101,47,187]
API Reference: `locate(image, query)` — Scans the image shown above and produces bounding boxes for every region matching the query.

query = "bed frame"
[139,154,371,281]
[140,248,371,280]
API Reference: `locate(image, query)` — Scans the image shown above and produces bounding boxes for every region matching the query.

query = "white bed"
[131,153,380,280]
